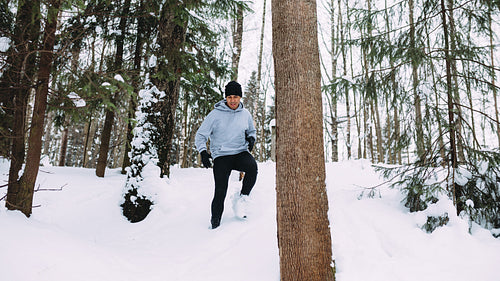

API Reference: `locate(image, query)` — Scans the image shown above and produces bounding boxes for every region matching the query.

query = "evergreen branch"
[454,100,500,125]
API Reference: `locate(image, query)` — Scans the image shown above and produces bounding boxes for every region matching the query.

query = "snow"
[114,74,125,83]
[148,55,157,68]
[1,158,499,281]
[68,92,86,107]
[0,37,10,52]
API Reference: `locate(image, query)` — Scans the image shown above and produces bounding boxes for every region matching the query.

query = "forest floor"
[1,158,499,281]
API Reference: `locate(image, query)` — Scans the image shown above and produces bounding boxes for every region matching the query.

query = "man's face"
[226,95,241,110]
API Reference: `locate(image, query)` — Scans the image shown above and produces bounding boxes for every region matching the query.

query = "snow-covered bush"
[456,153,500,233]
[378,150,500,237]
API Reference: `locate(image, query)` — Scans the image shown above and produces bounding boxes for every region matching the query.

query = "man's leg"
[234,152,258,195]
[211,156,232,224]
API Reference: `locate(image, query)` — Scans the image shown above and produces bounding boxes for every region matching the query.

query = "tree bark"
[153,1,187,178]
[58,115,70,166]
[409,0,425,162]
[95,0,130,177]
[272,0,335,280]
[96,108,115,177]
[440,0,460,215]
[488,7,500,147]
[11,0,61,216]
[383,0,398,164]
[339,0,351,160]
[446,0,465,164]
[424,21,445,166]
[122,0,146,174]
[257,0,267,162]
[330,0,338,162]
[231,4,244,80]
[5,0,41,210]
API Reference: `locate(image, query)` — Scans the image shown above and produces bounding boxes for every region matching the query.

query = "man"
[195,81,258,229]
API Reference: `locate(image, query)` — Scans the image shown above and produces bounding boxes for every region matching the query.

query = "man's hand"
[200,150,212,168]
[246,136,255,152]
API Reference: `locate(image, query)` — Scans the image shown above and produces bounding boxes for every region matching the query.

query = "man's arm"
[195,113,213,152]
[246,112,257,139]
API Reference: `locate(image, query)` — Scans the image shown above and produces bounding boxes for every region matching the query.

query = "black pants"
[211,151,258,220]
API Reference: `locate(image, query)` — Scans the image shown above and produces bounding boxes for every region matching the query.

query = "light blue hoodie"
[195,100,256,159]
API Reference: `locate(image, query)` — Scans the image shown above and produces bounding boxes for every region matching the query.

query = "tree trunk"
[96,109,114,177]
[180,90,190,168]
[5,0,41,210]
[58,114,70,166]
[257,0,268,162]
[12,0,61,216]
[424,21,445,166]
[231,4,244,80]
[383,0,397,164]
[446,0,465,164]
[154,1,187,178]
[440,0,460,215]
[122,0,146,174]
[372,97,384,163]
[82,113,97,168]
[330,0,338,162]
[272,0,335,280]
[95,0,130,177]
[409,0,425,162]
[339,0,351,160]
[464,21,479,150]
[42,111,54,157]
[488,8,500,147]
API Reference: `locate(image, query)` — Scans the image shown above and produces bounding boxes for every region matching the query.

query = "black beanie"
[225,81,242,97]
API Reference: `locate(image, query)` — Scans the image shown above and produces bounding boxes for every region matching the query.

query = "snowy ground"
[1,158,499,281]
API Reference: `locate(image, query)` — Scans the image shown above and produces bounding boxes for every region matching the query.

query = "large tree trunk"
[272,0,335,280]
[153,1,187,178]
[4,0,41,209]
[11,0,61,216]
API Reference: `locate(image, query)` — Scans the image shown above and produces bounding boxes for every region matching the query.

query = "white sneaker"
[232,194,250,219]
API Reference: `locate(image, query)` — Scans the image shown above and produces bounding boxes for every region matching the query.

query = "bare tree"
[272,0,335,280]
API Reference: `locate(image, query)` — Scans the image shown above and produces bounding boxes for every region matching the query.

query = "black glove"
[200,150,212,168]
[246,136,255,152]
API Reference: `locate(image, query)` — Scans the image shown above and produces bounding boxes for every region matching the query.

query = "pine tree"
[121,86,160,222]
